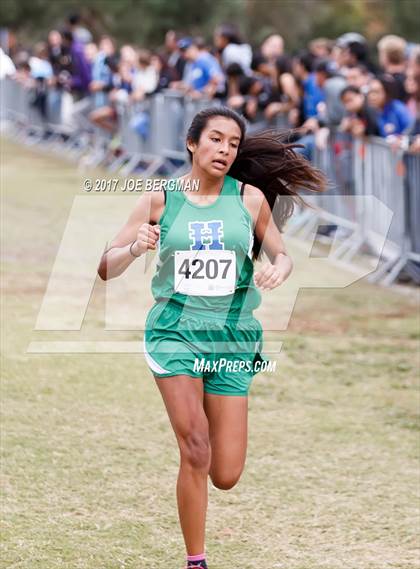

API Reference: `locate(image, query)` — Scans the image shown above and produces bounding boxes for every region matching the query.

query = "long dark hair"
[376,73,399,105]
[186,107,327,260]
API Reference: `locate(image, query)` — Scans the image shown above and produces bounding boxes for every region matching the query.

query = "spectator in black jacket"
[225,62,269,122]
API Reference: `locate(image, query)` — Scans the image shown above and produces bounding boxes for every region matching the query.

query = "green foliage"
[0,0,419,49]
[387,0,420,40]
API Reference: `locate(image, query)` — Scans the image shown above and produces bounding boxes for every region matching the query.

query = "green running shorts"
[143,300,267,397]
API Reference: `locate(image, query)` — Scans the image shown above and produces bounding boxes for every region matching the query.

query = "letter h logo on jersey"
[188,220,224,250]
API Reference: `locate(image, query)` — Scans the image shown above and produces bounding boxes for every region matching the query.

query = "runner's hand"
[132,224,160,255]
[254,263,284,290]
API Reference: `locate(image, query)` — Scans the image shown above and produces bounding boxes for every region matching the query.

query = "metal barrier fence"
[0,78,74,135]
[287,132,420,285]
[315,132,356,232]
[405,152,420,254]
[286,131,358,245]
[1,77,419,286]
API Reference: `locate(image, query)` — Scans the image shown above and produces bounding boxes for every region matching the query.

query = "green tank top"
[151,175,262,318]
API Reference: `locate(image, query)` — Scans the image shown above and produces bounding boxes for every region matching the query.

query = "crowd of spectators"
[1,14,419,153]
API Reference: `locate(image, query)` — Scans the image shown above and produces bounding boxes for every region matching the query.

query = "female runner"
[98,107,325,568]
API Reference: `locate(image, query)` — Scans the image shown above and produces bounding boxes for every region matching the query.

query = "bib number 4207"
[178,257,232,279]
[174,250,236,296]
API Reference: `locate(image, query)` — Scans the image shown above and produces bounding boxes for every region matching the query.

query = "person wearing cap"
[333,33,376,75]
[171,38,224,99]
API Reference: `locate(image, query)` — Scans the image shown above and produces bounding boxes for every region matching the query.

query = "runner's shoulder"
[242,183,265,200]
[241,183,267,210]
[241,183,270,226]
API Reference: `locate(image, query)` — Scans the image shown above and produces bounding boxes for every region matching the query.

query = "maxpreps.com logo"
[188,220,224,250]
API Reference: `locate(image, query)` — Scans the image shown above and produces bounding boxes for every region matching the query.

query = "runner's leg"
[155,374,211,556]
[203,392,248,490]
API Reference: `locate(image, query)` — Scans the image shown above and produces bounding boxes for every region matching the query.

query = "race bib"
[174,250,236,296]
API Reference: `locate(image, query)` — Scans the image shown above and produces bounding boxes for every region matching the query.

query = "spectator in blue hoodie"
[171,37,224,98]
[367,74,413,137]
[292,51,324,122]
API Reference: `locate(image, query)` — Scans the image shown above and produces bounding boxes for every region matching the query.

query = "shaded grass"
[1,139,419,568]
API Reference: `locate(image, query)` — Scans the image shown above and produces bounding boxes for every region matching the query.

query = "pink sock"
[187,553,206,562]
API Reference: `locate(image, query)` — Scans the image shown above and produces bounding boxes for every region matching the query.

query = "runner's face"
[189,117,242,177]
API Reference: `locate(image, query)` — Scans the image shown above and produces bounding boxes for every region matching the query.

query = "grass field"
[1,138,419,569]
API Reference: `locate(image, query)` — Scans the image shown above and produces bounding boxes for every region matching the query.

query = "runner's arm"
[243,184,293,288]
[97,190,164,281]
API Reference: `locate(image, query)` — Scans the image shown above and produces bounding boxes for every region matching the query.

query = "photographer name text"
[82,178,200,193]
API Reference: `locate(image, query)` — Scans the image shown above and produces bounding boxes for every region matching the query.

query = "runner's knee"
[210,465,243,490]
[179,431,211,471]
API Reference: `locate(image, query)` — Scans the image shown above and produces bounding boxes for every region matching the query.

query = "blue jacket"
[302,73,324,119]
[378,100,413,137]
[183,53,223,91]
